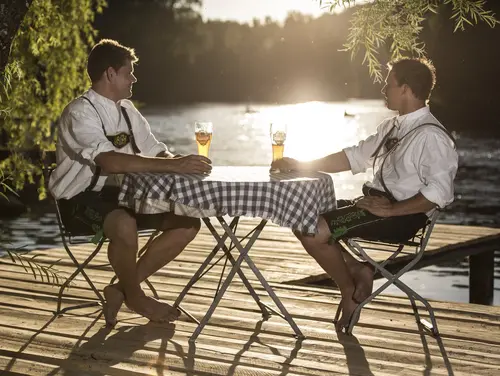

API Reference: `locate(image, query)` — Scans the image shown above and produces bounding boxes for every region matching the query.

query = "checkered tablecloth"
[118,166,336,234]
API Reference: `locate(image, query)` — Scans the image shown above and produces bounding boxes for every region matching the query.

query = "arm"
[355,193,436,217]
[64,107,210,175]
[156,150,175,158]
[95,151,211,174]
[416,131,458,209]
[272,151,351,173]
[271,118,393,174]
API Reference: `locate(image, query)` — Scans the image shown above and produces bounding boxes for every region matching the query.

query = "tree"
[93,0,206,104]
[0,0,106,197]
[319,0,499,82]
[0,0,34,74]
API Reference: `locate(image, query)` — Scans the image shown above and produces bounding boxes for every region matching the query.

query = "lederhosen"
[323,121,456,244]
[59,96,142,242]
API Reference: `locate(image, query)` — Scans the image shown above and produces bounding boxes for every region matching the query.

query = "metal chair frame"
[52,196,159,315]
[334,210,441,336]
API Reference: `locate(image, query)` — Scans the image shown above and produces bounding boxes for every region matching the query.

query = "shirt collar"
[87,88,122,109]
[394,106,430,129]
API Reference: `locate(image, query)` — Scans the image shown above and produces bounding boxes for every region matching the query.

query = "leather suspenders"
[81,96,141,192]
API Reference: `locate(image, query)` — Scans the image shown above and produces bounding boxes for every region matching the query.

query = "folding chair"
[334,210,440,336]
[51,193,160,315]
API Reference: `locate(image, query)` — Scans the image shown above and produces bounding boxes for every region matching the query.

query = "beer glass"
[270,122,287,160]
[270,122,287,172]
[194,121,213,158]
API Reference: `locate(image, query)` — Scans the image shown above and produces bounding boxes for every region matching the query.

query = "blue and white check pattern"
[118,166,336,234]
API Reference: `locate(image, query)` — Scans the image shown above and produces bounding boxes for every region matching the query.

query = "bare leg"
[135,214,200,282]
[339,244,375,303]
[104,212,200,326]
[103,209,184,326]
[295,217,359,332]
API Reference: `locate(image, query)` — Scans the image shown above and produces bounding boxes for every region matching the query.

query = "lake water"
[1,100,499,304]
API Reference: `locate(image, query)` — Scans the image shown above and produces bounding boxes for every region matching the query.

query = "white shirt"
[49,89,171,199]
[343,106,458,209]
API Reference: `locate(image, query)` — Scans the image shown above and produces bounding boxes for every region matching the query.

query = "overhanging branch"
[0,0,34,74]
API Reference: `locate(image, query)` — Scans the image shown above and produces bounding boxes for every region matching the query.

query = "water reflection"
[1,212,61,251]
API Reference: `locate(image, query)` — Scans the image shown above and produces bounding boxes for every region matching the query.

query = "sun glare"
[256,101,359,161]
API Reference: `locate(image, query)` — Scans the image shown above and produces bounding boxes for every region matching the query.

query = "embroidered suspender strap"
[120,106,141,154]
[81,96,106,135]
[371,120,397,170]
[378,147,397,201]
[81,96,105,192]
[377,122,457,201]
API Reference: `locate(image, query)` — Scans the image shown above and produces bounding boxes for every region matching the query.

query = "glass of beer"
[194,121,213,158]
[270,122,287,171]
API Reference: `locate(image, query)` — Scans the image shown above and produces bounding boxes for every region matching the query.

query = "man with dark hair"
[49,39,212,326]
[272,57,458,332]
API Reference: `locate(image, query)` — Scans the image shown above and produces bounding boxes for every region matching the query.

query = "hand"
[170,154,212,174]
[355,196,394,217]
[270,157,301,172]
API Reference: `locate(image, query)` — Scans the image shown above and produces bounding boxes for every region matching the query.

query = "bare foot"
[352,263,374,303]
[125,294,180,323]
[335,297,359,333]
[103,284,124,328]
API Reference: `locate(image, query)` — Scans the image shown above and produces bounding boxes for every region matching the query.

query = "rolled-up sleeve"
[63,110,115,164]
[343,120,391,174]
[122,100,170,157]
[136,113,170,157]
[415,132,458,208]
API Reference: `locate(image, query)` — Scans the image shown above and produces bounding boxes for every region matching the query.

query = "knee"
[104,210,138,250]
[182,217,201,241]
[161,215,200,241]
[295,218,332,253]
[190,217,201,233]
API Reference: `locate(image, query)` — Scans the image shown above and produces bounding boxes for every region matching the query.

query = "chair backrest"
[44,166,98,243]
[418,209,440,251]
[51,189,99,244]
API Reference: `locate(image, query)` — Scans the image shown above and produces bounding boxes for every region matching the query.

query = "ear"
[105,66,116,82]
[401,83,412,97]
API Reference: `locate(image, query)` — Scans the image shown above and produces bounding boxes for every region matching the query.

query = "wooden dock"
[1,219,500,375]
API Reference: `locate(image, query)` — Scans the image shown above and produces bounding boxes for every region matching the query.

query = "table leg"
[187,217,265,342]
[218,218,304,340]
[174,217,239,323]
[203,218,272,318]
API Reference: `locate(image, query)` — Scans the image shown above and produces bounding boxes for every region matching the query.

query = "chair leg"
[333,299,342,324]
[337,242,440,336]
[394,279,440,336]
[144,278,159,299]
[56,237,106,315]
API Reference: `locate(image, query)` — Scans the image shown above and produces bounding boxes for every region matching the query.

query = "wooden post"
[469,251,495,305]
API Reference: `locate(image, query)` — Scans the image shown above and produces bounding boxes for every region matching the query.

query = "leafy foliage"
[0,169,17,201]
[318,0,499,82]
[0,0,106,198]
[2,248,68,287]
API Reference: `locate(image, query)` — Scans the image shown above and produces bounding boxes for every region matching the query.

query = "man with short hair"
[272,58,458,332]
[49,39,212,326]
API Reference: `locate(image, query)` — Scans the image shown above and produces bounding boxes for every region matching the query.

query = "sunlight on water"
[255,101,353,161]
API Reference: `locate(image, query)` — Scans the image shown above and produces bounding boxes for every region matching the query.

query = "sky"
[200,0,332,23]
